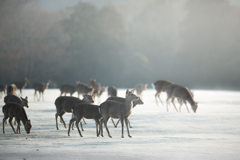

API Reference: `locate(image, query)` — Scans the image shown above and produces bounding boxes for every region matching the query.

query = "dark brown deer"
[99,89,139,138]
[59,84,76,96]
[13,77,30,96]
[152,80,173,106]
[107,86,117,97]
[2,103,32,134]
[68,103,102,137]
[4,95,29,125]
[0,84,7,98]
[7,84,17,95]
[33,80,51,101]
[107,96,144,128]
[55,94,94,130]
[76,81,94,99]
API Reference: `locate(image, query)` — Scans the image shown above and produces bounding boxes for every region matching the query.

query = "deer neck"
[124,99,134,112]
[186,96,195,106]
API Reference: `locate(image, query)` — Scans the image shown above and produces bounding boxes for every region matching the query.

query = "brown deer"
[76,81,94,99]
[13,77,30,96]
[107,86,117,97]
[68,103,102,137]
[2,103,32,134]
[166,84,198,113]
[107,96,144,128]
[55,94,94,130]
[4,95,29,125]
[152,80,173,106]
[135,83,148,98]
[59,84,76,96]
[99,89,139,138]
[7,84,17,95]
[0,84,7,98]
[33,80,51,101]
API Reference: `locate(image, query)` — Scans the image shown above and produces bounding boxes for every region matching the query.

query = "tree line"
[0,0,239,90]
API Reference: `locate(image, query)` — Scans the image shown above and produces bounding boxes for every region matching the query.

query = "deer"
[165,84,194,112]
[135,83,148,98]
[107,86,117,97]
[7,84,17,95]
[76,81,94,99]
[166,84,198,113]
[55,94,94,130]
[2,103,32,134]
[88,79,103,103]
[59,84,76,97]
[107,96,144,128]
[99,89,139,138]
[68,103,103,137]
[4,95,29,125]
[0,84,7,98]
[152,80,173,106]
[33,80,51,101]
[13,77,30,96]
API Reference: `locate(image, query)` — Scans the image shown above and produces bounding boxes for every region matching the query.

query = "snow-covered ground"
[0,89,240,160]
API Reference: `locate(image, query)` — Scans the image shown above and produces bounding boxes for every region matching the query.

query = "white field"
[0,89,240,160]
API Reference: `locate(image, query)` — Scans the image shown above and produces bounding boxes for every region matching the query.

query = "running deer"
[107,96,144,128]
[33,80,51,101]
[99,89,139,138]
[55,94,94,130]
[2,103,32,134]
[166,85,198,113]
[76,81,94,99]
[135,83,148,98]
[7,84,17,95]
[152,80,173,106]
[59,84,76,96]
[0,84,7,98]
[68,103,102,137]
[13,77,30,96]
[107,86,117,97]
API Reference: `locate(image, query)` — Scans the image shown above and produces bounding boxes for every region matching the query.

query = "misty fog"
[0,0,239,90]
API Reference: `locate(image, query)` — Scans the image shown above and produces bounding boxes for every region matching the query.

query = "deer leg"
[171,97,178,112]
[76,118,83,137]
[68,117,76,136]
[125,118,132,138]
[158,93,164,106]
[3,116,9,134]
[55,113,59,130]
[34,91,37,101]
[82,118,87,124]
[115,119,120,127]
[103,117,112,138]
[95,119,100,137]
[166,96,172,112]
[178,98,183,112]
[120,117,124,138]
[8,117,17,134]
[42,92,44,101]
[16,119,21,134]
[128,119,132,128]
[71,113,75,130]
[111,118,117,128]
[59,114,66,128]
[80,121,84,131]
[182,99,190,113]
[100,118,104,137]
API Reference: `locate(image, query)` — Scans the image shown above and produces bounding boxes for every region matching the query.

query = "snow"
[0,89,240,160]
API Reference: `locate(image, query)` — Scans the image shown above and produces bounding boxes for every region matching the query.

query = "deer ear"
[130,89,135,93]
[25,96,28,100]
[126,89,129,94]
